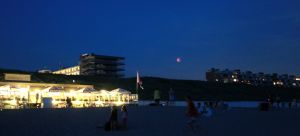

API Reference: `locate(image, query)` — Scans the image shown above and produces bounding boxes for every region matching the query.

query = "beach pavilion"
[0,81,138,109]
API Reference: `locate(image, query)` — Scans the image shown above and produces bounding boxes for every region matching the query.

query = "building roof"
[81,53,124,60]
[0,81,93,88]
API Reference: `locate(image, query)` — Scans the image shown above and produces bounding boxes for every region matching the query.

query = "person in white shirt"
[198,102,212,117]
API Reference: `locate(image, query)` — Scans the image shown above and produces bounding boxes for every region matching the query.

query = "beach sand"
[0,106,299,136]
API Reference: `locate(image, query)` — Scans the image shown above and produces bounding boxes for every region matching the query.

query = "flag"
[137,72,144,90]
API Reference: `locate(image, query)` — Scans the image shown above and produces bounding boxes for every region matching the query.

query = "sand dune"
[0,106,299,136]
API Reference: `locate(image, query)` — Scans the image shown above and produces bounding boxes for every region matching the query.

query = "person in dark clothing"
[276,96,281,108]
[110,106,118,131]
[185,96,198,130]
[66,97,72,108]
[288,101,292,109]
[121,105,128,129]
[168,88,175,106]
[267,95,274,108]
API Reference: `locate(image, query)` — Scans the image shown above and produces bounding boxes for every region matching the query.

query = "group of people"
[185,96,219,130]
[196,102,213,117]
[106,105,128,131]
[152,88,175,106]
[185,97,230,130]
[266,96,298,109]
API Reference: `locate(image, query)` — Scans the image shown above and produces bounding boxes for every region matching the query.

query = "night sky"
[0,0,299,80]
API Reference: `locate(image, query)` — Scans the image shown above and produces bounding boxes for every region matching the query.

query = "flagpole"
[136,71,144,103]
[136,80,139,95]
[136,72,139,99]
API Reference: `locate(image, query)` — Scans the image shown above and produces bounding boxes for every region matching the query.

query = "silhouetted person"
[276,96,281,108]
[121,105,128,129]
[35,93,39,108]
[185,96,198,130]
[201,102,213,117]
[154,89,161,105]
[197,102,202,111]
[292,99,298,108]
[209,101,213,108]
[110,106,118,131]
[288,101,292,109]
[168,88,175,105]
[267,95,274,108]
[281,101,286,108]
[66,97,72,108]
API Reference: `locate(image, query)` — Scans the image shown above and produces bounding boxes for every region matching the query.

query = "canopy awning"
[111,88,131,94]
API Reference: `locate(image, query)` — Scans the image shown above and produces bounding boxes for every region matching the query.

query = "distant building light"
[53,65,80,76]
[296,78,300,81]
[278,82,283,85]
[233,79,238,82]
[274,81,283,86]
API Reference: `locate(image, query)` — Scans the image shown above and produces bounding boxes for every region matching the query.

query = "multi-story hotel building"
[206,68,300,87]
[79,54,125,78]
[52,54,125,78]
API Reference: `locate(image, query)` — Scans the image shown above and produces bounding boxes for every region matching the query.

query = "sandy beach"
[0,106,299,136]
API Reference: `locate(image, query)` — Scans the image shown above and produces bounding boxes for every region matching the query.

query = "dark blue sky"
[0,0,299,80]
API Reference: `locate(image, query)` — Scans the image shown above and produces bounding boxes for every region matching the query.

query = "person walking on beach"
[276,96,281,108]
[197,102,202,112]
[292,99,298,108]
[168,88,175,106]
[121,105,128,129]
[154,89,161,105]
[110,106,118,131]
[35,93,39,107]
[185,96,198,130]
